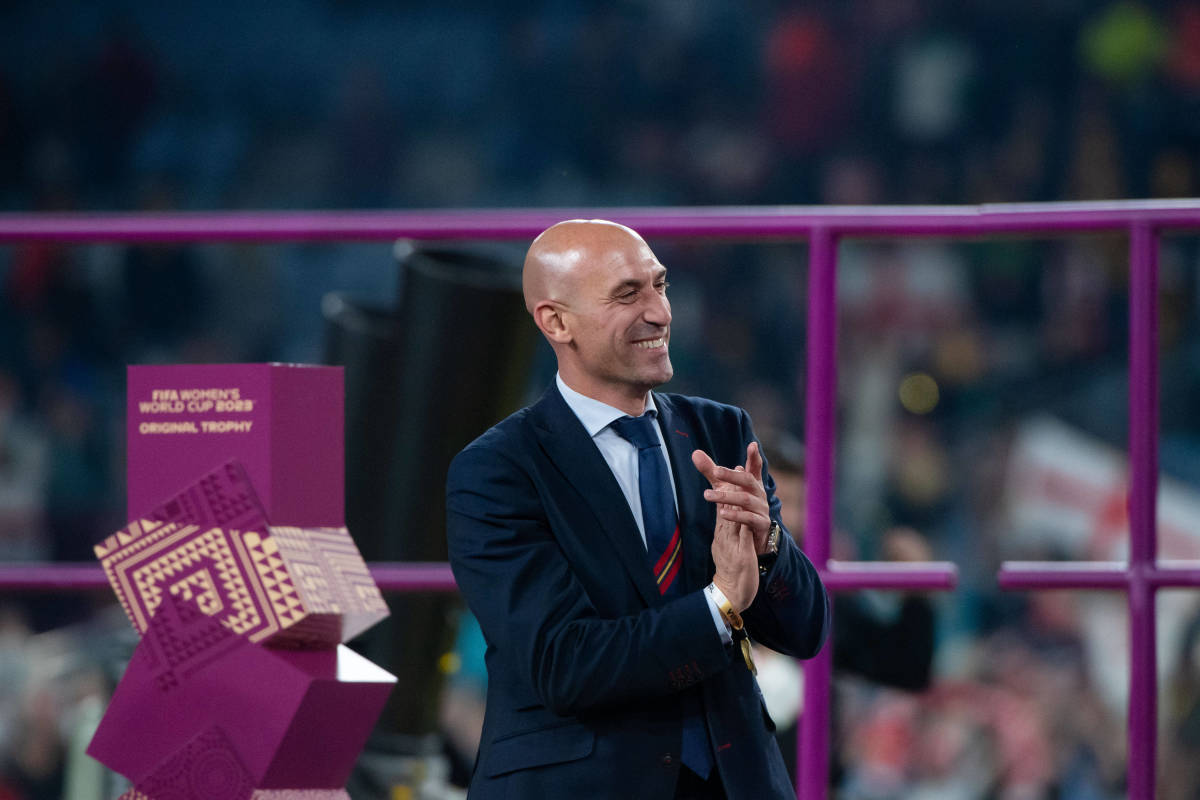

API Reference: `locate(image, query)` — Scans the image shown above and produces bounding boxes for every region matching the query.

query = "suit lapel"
[530,386,662,607]
[654,394,712,594]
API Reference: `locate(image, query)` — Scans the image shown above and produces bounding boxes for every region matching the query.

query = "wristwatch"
[757,521,781,576]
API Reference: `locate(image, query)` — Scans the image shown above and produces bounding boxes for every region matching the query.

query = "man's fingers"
[718,507,770,530]
[695,449,764,493]
[691,449,723,488]
[704,487,767,512]
[745,441,763,479]
[702,464,761,491]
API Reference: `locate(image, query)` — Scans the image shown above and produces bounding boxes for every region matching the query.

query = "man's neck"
[557,372,649,418]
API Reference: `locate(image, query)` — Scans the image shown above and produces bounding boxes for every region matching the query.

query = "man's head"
[523,219,672,414]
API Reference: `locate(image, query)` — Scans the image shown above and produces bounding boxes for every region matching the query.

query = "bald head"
[522,219,649,314]
[520,219,672,413]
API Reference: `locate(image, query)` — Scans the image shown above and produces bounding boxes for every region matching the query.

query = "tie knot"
[609,413,660,450]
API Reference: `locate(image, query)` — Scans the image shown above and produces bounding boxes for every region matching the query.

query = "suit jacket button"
[661,753,673,766]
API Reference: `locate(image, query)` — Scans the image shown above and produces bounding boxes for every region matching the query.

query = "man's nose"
[644,290,671,325]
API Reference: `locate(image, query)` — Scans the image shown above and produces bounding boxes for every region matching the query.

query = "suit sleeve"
[446,435,734,717]
[735,410,831,659]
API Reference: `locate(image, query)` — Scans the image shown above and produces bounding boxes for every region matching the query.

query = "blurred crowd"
[4,0,1200,797]
[3,1,1200,211]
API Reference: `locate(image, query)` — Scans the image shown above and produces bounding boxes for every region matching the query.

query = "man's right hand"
[692,450,759,612]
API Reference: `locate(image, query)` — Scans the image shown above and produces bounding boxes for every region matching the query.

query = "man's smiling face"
[563,229,673,403]
[526,220,674,412]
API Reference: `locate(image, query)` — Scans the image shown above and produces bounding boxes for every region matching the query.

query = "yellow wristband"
[706,583,743,631]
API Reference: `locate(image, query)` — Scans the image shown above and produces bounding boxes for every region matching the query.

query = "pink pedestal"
[101,362,392,796]
[95,462,387,647]
[126,363,343,526]
[115,727,354,800]
[123,788,351,800]
[89,593,396,789]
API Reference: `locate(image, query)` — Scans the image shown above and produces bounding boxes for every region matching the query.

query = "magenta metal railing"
[3,200,1200,799]
[0,562,461,592]
[3,201,1200,242]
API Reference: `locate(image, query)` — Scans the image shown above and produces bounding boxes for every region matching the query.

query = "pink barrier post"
[799,226,836,800]
[1127,220,1159,800]
[796,226,959,800]
[997,221,1200,799]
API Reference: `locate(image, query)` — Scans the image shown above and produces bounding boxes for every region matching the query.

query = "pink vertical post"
[1126,222,1159,799]
[799,227,836,800]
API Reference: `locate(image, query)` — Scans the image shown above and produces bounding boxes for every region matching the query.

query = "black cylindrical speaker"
[324,240,536,736]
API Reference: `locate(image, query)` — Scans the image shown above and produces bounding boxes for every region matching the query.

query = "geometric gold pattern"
[260,526,388,646]
[95,461,388,648]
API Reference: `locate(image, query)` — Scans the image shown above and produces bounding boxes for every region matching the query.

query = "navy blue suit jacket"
[446,385,830,799]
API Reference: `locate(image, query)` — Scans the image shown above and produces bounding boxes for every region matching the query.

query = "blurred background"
[2,0,1200,797]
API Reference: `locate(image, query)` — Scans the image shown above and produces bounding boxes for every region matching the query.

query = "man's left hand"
[693,442,772,554]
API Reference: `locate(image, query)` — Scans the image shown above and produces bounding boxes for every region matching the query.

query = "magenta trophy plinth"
[93,364,395,799]
[126,363,343,526]
[89,592,394,788]
[114,728,354,800]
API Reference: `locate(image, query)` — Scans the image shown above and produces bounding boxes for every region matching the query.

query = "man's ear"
[534,301,572,344]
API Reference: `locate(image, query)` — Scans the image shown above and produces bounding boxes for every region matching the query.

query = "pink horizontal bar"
[0,209,567,244]
[819,560,958,591]
[0,559,961,593]
[2,200,1200,244]
[1000,560,1200,590]
[0,562,460,593]
[369,562,458,592]
[1,557,1189,594]
[1149,560,1200,588]
[999,561,1130,590]
[0,564,111,591]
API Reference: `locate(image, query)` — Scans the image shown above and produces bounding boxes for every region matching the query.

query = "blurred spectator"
[0,73,24,206]
[764,10,855,157]
[0,372,49,563]
[43,383,112,565]
[119,176,208,358]
[757,429,936,786]
[892,27,978,147]
[1079,1,1166,89]
[1165,602,1200,799]
[84,20,159,192]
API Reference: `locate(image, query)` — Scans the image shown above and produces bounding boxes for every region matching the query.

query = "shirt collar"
[556,373,657,438]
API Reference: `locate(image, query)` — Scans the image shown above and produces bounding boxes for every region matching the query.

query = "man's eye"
[656,281,670,291]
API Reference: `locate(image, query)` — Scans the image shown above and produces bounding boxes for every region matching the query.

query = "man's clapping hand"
[692,443,770,613]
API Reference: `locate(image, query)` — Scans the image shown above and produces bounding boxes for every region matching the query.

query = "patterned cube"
[95,461,388,647]
[255,526,389,644]
[90,590,396,789]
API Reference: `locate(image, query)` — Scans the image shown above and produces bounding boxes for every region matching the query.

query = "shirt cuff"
[704,586,733,645]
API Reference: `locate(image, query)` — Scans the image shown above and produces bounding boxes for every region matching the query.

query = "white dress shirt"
[556,374,732,643]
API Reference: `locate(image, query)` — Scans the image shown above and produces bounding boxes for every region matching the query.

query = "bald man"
[446,220,829,800]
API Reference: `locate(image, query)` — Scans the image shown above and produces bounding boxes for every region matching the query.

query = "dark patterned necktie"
[608,413,681,595]
[609,412,713,779]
